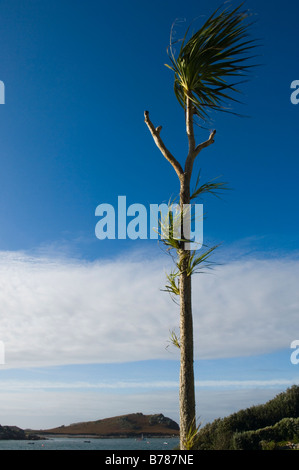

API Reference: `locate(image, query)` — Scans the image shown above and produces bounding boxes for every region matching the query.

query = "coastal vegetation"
[195,385,299,450]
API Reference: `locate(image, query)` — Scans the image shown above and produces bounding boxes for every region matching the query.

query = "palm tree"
[144,2,258,450]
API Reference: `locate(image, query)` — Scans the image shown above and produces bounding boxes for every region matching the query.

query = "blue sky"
[0,0,298,430]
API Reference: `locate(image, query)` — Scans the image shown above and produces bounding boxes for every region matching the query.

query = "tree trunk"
[179,176,196,450]
[144,107,215,450]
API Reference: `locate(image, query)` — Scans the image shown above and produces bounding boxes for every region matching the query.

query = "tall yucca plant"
[144,2,258,450]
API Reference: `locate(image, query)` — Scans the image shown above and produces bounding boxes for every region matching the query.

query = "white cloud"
[0,250,298,368]
[0,377,298,392]
[192,256,299,359]
[0,384,290,430]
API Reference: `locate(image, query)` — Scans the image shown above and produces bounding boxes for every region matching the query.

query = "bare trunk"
[179,176,196,450]
[179,253,195,448]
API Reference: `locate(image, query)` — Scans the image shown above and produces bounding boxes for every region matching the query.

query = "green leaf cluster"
[166,2,258,120]
[158,172,227,300]
[191,170,229,201]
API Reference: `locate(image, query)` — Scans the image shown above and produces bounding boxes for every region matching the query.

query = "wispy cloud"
[0,382,293,429]
[0,378,298,392]
[0,249,298,368]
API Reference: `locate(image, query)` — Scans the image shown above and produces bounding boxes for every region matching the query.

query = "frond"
[179,244,220,277]
[166,2,259,120]
[190,170,230,200]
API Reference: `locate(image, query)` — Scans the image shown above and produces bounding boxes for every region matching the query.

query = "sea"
[0,437,180,451]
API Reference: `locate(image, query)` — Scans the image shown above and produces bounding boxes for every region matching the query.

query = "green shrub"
[260,440,277,450]
[232,417,299,450]
[195,385,299,450]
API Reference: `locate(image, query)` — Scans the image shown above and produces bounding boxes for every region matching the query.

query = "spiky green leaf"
[166,3,259,120]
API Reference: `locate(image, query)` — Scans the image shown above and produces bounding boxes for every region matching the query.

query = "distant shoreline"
[34,433,179,439]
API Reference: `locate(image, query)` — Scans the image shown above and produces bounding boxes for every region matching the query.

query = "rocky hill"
[0,425,40,440]
[36,413,179,438]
